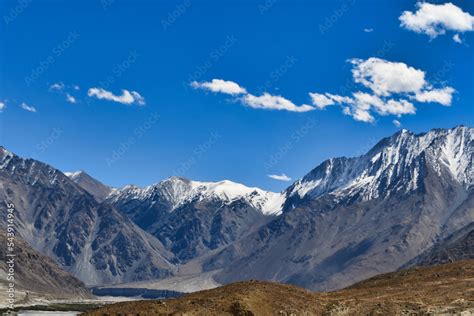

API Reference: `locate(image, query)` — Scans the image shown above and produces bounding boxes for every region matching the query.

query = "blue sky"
[1,0,473,191]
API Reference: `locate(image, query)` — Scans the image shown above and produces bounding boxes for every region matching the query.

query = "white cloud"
[87,88,145,105]
[0,101,6,113]
[191,79,247,95]
[325,93,354,104]
[268,173,292,181]
[311,90,416,123]
[393,119,402,127]
[364,28,373,33]
[20,102,37,113]
[351,108,374,123]
[242,93,314,112]
[307,57,454,123]
[351,58,426,96]
[453,34,462,43]
[351,92,416,117]
[414,87,455,106]
[130,91,145,105]
[380,99,416,116]
[66,93,77,104]
[193,79,314,113]
[49,82,65,91]
[309,93,335,109]
[309,93,355,109]
[400,2,474,40]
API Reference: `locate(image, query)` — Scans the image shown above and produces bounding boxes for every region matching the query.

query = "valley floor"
[82,260,474,316]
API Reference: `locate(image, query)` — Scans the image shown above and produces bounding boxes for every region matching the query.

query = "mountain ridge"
[0,148,177,286]
[203,125,474,290]
[0,125,472,292]
[64,170,113,202]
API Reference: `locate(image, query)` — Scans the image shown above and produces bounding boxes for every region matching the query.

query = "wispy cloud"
[242,93,314,112]
[0,101,6,113]
[392,119,401,127]
[191,79,247,95]
[20,102,37,113]
[268,173,292,181]
[49,82,65,91]
[87,88,145,105]
[49,82,81,104]
[400,2,474,41]
[364,28,373,33]
[309,93,335,109]
[192,79,315,113]
[453,34,463,44]
[66,93,77,104]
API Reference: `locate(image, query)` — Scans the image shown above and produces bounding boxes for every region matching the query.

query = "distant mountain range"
[0,126,472,293]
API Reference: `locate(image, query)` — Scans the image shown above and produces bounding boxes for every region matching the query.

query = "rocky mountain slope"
[65,170,112,202]
[0,126,472,293]
[0,147,176,286]
[403,221,474,268]
[205,126,474,290]
[0,232,92,299]
[83,260,474,316]
[107,177,283,262]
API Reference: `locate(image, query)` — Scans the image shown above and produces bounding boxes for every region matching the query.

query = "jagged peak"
[0,146,15,157]
[287,126,473,203]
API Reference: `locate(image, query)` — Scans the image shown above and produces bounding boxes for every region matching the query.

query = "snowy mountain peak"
[287,126,473,204]
[0,146,15,170]
[109,177,284,216]
[64,170,85,179]
[189,179,284,215]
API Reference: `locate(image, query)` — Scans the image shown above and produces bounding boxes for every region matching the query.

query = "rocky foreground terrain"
[83,260,474,315]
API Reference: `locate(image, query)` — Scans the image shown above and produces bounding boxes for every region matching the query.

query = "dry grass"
[83,260,474,315]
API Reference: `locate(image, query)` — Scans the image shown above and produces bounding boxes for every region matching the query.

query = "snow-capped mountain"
[206,126,474,291]
[107,177,284,261]
[0,126,472,292]
[108,176,284,216]
[285,126,473,207]
[0,147,176,286]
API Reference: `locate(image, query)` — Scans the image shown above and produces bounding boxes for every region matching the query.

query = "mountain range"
[0,148,176,286]
[0,125,472,293]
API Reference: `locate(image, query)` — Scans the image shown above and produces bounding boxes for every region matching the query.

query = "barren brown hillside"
[83,260,474,315]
